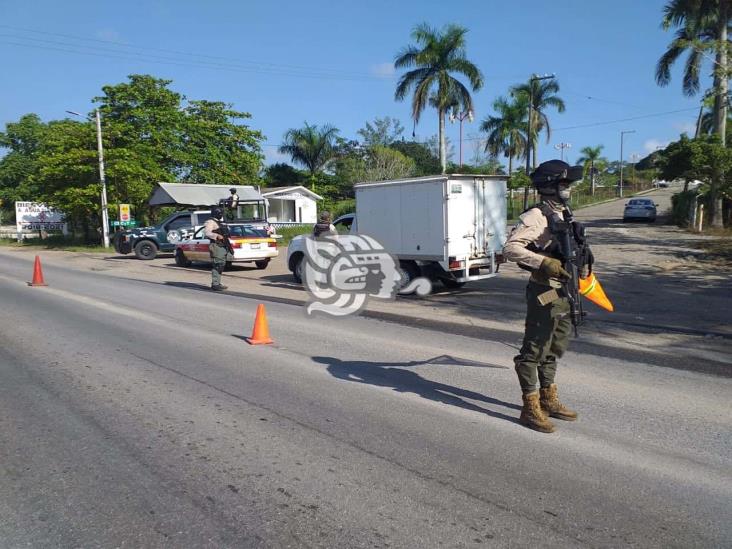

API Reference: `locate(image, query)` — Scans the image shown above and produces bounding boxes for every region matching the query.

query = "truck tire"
[290,253,304,283]
[255,259,270,270]
[134,240,158,260]
[398,260,420,287]
[175,248,191,267]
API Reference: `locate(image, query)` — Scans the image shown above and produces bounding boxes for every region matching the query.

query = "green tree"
[394,23,484,173]
[278,122,340,188]
[657,0,730,141]
[0,114,49,219]
[576,145,607,195]
[510,78,565,169]
[262,163,305,187]
[180,100,264,184]
[357,116,405,146]
[480,95,528,176]
[390,140,441,175]
[362,146,416,181]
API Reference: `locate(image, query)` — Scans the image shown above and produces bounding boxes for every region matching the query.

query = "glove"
[539,257,570,280]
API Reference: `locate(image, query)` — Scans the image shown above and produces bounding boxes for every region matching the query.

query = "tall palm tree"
[657,0,731,227]
[510,78,565,169]
[394,23,484,173]
[480,95,528,176]
[576,145,606,195]
[278,122,339,189]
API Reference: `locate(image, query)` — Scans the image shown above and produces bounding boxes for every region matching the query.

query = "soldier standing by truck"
[204,206,233,291]
[503,160,594,433]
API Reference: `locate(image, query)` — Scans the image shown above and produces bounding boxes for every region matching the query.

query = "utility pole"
[554,142,571,161]
[66,109,110,248]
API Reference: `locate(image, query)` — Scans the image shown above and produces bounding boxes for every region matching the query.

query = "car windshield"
[229,225,268,238]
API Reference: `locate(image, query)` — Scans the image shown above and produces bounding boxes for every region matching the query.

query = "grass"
[0,236,111,253]
[274,225,313,246]
[695,229,732,263]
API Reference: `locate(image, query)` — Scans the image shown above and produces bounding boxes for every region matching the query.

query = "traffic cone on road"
[246,304,273,345]
[579,273,613,312]
[28,255,48,287]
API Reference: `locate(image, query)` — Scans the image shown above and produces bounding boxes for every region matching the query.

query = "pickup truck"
[114,210,212,260]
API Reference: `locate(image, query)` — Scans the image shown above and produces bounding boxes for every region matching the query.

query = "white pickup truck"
[287,174,507,290]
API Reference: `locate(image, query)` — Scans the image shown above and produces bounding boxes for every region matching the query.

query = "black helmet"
[211,206,224,219]
[229,187,237,193]
[530,160,583,188]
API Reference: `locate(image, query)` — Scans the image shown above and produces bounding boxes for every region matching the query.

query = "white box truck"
[354,174,507,287]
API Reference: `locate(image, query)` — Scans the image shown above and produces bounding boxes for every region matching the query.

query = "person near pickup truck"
[204,206,231,291]
[503,159,587,434]
[312,211,337,238]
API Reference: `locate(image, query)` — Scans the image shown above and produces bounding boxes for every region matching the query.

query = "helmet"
[319,210,332,222]
[229,187,237,194]
[530,160,584,189]
[211,206,224,219]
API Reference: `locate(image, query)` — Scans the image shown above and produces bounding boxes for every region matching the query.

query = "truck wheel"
[134,240,158,260]
[175,249,191,267]
[255,259,270,270]
[398,260,420,287]
[290,254,304,283]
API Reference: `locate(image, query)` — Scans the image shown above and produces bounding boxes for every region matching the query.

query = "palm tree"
[480,95,528,177]
[657,0,731,227]
[576,145,606,195]
[510,78,566,169]
[394,23,484,173]
[278,122,339,189]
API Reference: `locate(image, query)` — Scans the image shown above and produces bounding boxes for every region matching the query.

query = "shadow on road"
[314,355,521,425]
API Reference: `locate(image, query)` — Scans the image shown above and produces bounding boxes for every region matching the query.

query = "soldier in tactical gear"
[204,206,232,291]
[503,159,591,433]
[313,211,337,237]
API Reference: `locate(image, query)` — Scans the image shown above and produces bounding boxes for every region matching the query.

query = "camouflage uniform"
[503,203,572,394]
[204,218,230,288]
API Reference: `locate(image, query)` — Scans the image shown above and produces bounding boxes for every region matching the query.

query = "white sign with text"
[15,202,67,233]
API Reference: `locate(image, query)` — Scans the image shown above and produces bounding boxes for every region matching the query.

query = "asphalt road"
[0,231,730,547]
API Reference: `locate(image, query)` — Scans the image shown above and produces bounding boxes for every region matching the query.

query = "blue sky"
[0,0,711,170]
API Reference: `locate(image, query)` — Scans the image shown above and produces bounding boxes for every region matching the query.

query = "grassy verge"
[0,237,111,253]
[696,230,732,263]
[274,225,312,246]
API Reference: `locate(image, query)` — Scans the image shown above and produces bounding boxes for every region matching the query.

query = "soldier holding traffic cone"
[503,160,612,434]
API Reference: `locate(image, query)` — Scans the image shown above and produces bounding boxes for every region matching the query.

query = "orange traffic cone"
[28,255,48,287]
[579,273,613,312]
[246,303,273,345]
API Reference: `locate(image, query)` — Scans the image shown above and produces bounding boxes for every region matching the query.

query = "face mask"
[559,189,571,200]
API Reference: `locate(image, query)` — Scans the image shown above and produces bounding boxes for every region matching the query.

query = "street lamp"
[554,142,571,161]
[619,130,636,199]
[67,109,110,248]
[449,108,474,168]
[523,73,555,209]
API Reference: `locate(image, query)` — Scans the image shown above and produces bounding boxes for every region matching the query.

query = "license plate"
[250,243,261,249]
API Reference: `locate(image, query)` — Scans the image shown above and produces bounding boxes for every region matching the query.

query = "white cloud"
[95,29,122,42]
[370,62,396,79]
[643,139,671,154]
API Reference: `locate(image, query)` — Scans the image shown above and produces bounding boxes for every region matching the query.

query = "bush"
[671,190,700,227]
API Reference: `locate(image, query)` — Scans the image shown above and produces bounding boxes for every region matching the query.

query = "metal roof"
[262,185,323,201]
[149,182,264,206]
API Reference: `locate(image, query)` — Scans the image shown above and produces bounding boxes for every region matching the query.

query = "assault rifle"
[551,205,593,336]
[213,222,234,255]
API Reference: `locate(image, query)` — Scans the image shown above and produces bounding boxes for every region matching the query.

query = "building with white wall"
[263,186,322,225]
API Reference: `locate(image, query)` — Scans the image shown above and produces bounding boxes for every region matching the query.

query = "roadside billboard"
[15,202,67,234]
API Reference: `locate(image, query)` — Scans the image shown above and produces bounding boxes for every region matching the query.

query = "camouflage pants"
[514,281,572,393]
[209,243,228,286]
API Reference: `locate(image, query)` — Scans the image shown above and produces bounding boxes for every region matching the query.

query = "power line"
[0,28,389,82]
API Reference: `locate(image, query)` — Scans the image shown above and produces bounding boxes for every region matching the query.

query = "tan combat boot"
[520,391,555,433]
[540,384,578,421]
